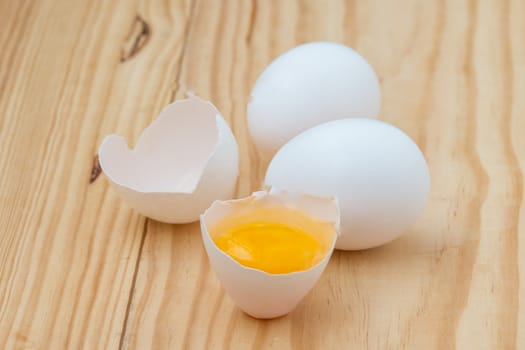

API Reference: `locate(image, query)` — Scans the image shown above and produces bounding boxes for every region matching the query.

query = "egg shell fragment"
[98,96,239,223]
[200,189,340,319]
[248,41,381,157]
[265,118,430,250]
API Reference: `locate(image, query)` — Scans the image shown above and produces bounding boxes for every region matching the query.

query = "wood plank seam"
[118,218,148,350]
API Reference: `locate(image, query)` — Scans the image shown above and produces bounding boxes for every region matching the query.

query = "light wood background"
[1,0,524,349]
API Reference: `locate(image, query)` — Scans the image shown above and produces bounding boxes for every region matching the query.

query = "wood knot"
[120,15,151,62]
[89,154,102,184]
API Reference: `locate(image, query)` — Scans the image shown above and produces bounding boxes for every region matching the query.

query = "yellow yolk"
[213,221,324,274]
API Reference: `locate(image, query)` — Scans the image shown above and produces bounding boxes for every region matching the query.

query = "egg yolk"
[213,221,324,274]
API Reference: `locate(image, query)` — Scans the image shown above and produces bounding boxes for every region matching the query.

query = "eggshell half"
[200,189,340,319]
[248,41,381,158]
[99,96,239,223]
[265,118,430,250]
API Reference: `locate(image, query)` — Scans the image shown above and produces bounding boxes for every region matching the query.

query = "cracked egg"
[200,189,340,319]
[98,96,239,223]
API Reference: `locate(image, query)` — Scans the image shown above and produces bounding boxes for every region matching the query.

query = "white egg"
[247,41,381,157]
[98,96,239,223]
[264,118,430,250]
[200,189,339,319]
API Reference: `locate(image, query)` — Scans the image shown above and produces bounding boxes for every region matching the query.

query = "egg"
[247,41,381,157]
[98,95,239,223]
[264,118,430,250]
[200,189,339,319]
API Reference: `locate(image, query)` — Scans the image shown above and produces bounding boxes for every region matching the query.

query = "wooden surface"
[1,0,524,348]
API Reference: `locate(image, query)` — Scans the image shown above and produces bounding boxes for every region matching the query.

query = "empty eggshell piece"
[98,96,239,223]
[248,41,381,157]
[200,189,340,319]
[265,118,430,250]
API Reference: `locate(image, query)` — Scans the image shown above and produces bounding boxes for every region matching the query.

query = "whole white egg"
[264,118,430,250]
[248,41,381,157]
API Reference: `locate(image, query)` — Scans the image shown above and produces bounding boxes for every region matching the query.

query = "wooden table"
[1,0,523,348]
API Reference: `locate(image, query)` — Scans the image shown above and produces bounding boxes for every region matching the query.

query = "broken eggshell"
[98,96,239,223]
[200,189,340,319]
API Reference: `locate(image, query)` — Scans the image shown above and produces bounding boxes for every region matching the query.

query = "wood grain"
[1,0,524,349]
